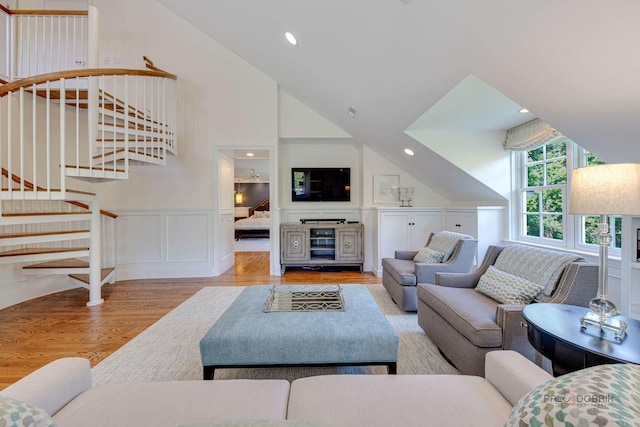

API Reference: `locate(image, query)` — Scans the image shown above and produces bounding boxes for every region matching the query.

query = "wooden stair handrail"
[0,67,177,97]
[143,56,171,74]
[1,168,118,218]
[0,6,88,16]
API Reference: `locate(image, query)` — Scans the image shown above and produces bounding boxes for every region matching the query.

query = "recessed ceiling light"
[246,152,254,157]
[519,108,529,113]
[404,148,414,156]
[285,32,298,46]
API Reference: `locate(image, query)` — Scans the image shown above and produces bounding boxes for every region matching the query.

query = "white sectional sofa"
[1,351,553,427]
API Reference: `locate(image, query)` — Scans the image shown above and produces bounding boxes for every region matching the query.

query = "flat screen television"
[292,167,350,202]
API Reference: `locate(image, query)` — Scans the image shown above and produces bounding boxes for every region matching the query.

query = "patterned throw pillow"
[426,231,472,261]
[506,363,640,427]
[413,247,445,264]
[0,396,57,427]
[475,265,545,304]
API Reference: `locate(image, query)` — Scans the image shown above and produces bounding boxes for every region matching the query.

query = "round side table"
[522,303,640,376]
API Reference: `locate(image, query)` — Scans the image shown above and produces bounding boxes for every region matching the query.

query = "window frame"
[514,140,621,256]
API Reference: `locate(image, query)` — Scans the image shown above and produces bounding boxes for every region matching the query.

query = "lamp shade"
[569,163,640,215]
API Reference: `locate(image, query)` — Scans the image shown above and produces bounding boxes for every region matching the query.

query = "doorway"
[233,151,271,253]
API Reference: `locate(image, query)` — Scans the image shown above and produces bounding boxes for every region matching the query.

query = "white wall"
[362,145,449,207]
[406,130,511,201]
[95,0,278,211]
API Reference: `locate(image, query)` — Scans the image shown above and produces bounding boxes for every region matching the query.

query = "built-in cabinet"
[373,208,442,275]
[280,222,363,273]
[375,208,442,258]
[373,207,504,276]
[442,207,505,263]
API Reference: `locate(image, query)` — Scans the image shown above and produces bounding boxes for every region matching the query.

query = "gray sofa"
[1,351,553,427]
[382,231,478,311]
[417,244,599,376]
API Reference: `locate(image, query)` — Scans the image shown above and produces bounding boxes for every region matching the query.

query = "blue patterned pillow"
[0,396,57,427]
[475,265,545,304]
[413,247,445,264]
[506,363,640,427]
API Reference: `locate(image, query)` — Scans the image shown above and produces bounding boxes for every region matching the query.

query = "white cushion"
[288,374,512,427]
[413,247,445,264]
[475,266,545,304]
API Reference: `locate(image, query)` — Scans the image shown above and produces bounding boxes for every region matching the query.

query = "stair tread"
[0,229,89,239]
[0,187,95,196]
[0,247,89,257]
[69,267,115,284]
[24,258,89,269]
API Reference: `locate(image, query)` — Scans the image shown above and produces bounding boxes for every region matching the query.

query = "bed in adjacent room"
[234,200,270,240]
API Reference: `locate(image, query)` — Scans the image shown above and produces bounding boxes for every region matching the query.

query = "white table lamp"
[569,163,640,338]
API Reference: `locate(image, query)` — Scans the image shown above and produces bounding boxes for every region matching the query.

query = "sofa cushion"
[427,231,472,261]
[412,247,445,264]
[417,284,502,347]
[381,258,416,286]
[288,374,512,427]
[0,395,56,427]
[506,363,640,427]
[493,245,582,297]
[476,266,545,305]
[52,380,290,427]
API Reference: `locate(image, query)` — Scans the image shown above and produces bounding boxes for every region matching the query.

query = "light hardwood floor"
[0,251,381,388]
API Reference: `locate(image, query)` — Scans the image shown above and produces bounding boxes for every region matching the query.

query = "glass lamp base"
[589,297,617,319]
[580,311,628,341]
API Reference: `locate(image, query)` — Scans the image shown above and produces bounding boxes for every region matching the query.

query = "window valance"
[504,118,565,151]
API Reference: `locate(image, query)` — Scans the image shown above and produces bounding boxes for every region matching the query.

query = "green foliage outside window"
[523,141,566,241]
[523,144,620,249]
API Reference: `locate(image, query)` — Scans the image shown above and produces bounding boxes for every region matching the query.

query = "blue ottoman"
[199,285,399,379]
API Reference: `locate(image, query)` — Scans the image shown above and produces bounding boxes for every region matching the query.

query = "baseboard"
[0,275,76,310]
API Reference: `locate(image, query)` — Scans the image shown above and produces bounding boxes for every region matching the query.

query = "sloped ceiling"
[156,0,640,202]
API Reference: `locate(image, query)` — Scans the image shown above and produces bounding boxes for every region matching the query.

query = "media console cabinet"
[280,221,364,273]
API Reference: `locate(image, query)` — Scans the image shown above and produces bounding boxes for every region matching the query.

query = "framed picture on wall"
[373,175,399,205]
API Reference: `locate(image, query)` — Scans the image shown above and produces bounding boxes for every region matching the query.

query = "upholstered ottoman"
[199,285,399,379]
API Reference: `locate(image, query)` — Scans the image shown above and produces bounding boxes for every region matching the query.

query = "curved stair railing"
[0,66,178,202]
[0,5,178,307]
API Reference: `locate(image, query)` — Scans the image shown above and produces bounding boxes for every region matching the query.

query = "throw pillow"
[413,247,445,264]
[475,265,545,304]
[426,231,472,261]
[493,245,582,297]
[0,396,57,427]
[506,363,640,427]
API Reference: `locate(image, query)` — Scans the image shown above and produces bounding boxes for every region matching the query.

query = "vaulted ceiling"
[157,0,640,202]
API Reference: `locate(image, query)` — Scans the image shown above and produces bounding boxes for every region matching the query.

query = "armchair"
[382,231,478,311]
[417,245,599,376]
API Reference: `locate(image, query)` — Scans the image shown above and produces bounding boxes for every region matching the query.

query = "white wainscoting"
[114,209,215,280]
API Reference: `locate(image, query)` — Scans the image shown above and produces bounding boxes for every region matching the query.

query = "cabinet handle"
[345,241,352,247]
[456,224,461,227]
[293,240,299,248]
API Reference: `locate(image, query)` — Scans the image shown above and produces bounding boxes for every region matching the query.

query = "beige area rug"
[91,284,459,385]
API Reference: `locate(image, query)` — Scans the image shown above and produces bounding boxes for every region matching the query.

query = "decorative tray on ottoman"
[264,284,345,312]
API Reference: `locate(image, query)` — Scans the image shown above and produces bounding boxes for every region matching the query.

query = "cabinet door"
[281,228,309,261]
[444,210,477,238]
[410,211,443,250]
[336,228,362,262]
[379,212,411,259]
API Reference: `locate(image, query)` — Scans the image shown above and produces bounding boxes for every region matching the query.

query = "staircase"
[0,7,177,307]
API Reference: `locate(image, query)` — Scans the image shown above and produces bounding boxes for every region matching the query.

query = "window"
[520,140,567,242]
[517,142,620,252]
